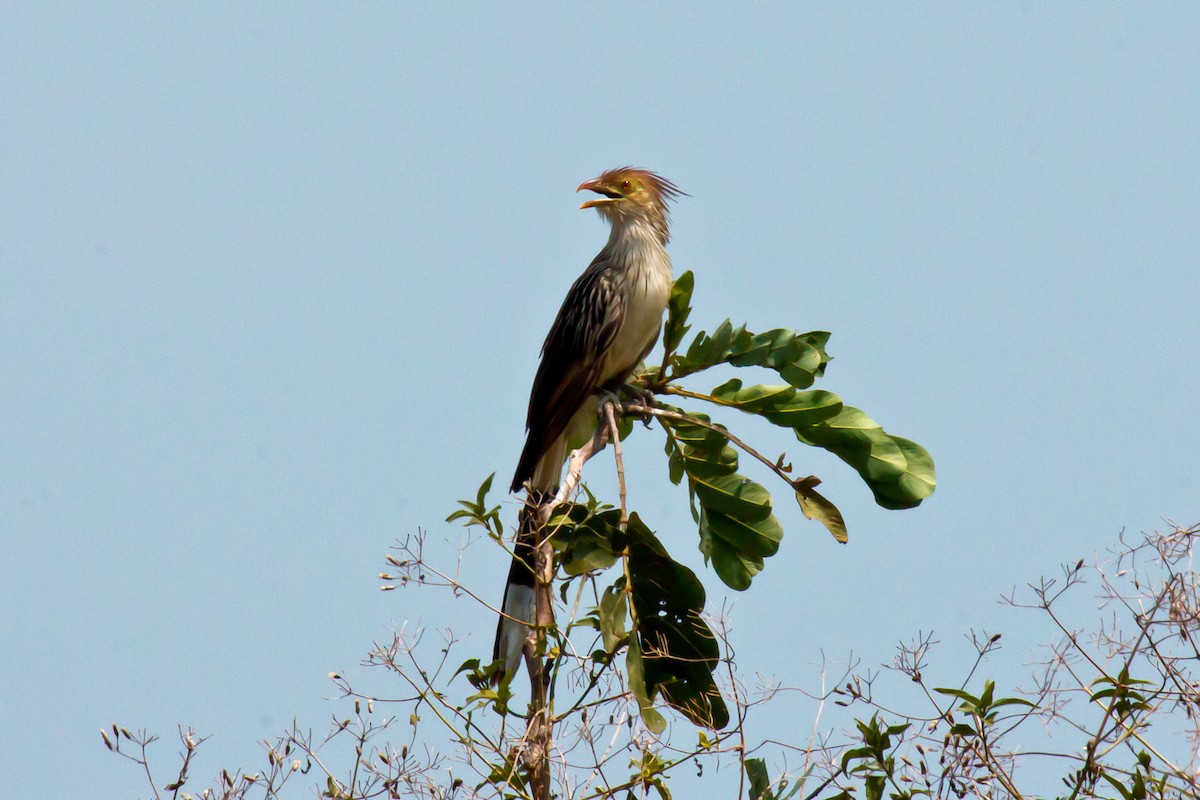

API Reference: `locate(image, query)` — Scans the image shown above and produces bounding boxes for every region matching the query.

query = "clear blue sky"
[2,4,1197,796]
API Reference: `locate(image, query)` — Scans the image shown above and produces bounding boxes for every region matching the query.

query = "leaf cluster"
[545,496,729,730]
[660,409,783,590]
[646,271,936,591]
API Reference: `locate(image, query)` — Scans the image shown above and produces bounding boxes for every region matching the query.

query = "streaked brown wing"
[510,263,623,492]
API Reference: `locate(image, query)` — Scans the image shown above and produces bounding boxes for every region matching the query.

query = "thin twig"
[603,401,628,527]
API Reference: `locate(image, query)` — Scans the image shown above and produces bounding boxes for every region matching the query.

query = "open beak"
[577,178,622,209]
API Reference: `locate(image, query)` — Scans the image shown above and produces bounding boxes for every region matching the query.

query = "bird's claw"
[595,384,657,430]
[620,382,658,428]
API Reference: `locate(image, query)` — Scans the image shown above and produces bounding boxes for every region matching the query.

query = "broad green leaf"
[727,328,832,388]
[699,530,760,591]
[547,503,622,575]
[666,441,685,485]
[661,409,783,590]
[599,583,628,652]
[675,319,831,388]
[746,758,770,800]
[701,509,782,558]
[709,379,796,411]
[795,405,936,509]
[662,271,694,355]
[678,446,738,479]
[682,319,745,369]
[690,473,773,522]
[627,515,729,729]
[710,379,842,428]
[760,390,843,428]
[626,638,667,734]
[660,408,738,520]
[796,485,848,543]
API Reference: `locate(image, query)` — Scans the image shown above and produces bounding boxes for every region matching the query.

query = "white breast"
[601,225,673,381]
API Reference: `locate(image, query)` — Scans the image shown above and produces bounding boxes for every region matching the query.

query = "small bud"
[291,760,300,771]
[328,672,341,680]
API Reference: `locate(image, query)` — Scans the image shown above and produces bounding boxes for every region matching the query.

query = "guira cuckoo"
[494,167,683,682]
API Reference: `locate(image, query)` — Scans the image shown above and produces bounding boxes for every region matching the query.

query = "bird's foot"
[617,382,657,428]
[620,381,657,409]
[595,388,623,417]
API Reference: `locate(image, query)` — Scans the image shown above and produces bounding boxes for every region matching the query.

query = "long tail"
[492,500,541,684]
[494,429,570,684]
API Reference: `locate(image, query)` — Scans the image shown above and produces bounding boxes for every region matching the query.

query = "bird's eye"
[620,180,631,190]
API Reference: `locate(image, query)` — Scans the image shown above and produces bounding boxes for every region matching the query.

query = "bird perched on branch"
[494,167,683,683]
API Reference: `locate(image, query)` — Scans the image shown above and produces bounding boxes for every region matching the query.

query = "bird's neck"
[603,215,670,273]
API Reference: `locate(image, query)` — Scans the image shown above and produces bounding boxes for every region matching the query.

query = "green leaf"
[990,696,1038,710]
[662,270,695,355]
[709,379,797,411]
[661,408,786,590]
[668,418,738,479]
[700,533,759,591]
[599,583,628,652]
[794,406,936,509]
[701,508,782,558]
[682,319,745,369]
[796,485,848,543]
[727,328,831,389]
[760,390,843,428]
[626,515,729,729]
[934,687,982,706]
[626,637,667,734]
[746,758,770,800]
[445,472,504,535]
[691,473,773,522]
[709,379,843,429]
[546,502,622,576]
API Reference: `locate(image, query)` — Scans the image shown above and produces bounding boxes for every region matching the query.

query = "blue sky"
[2,4,1197,796]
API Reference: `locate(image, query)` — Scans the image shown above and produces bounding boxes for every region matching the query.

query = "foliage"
[643,272,934,586]
[106,521,1200,799]
[111,277,1200,800]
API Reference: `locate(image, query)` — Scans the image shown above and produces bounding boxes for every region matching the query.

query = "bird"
[493,167,683,683]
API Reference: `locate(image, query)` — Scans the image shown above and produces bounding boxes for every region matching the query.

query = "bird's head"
[576,167,683,242]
